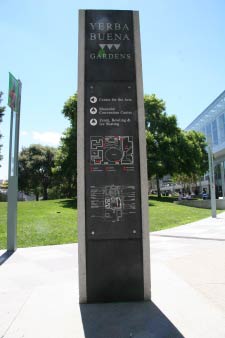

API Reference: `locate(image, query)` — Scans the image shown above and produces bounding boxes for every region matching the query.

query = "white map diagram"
[90,136,133,165]
[90,185,136,222]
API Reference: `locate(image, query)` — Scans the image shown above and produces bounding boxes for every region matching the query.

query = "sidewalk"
[0,213,225,338]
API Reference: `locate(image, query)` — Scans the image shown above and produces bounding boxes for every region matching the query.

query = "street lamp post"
[207,141,216,218]
[220,162,225,199]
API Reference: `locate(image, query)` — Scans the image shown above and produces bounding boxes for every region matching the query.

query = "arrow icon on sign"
[90,107,97,114]
[90,96,97,103]
[90,119,97,126]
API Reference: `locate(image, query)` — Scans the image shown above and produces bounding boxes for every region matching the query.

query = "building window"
[212,119,218,145]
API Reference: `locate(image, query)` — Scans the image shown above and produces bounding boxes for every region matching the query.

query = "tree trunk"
[156,175,161,198]
[67,183,73,198]
[43,185,48,200]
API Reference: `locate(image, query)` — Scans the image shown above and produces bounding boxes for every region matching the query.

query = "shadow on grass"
[80,301,184,338]
[56,198,77,209]
[149,195,178,203]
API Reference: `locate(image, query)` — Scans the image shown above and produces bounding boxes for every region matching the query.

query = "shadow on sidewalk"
[0,250,14,266]
[80,301,184,338]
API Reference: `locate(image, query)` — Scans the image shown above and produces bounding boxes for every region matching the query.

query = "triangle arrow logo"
[114,44,120,50]
[107,44,113,50]
[99,44,106,49]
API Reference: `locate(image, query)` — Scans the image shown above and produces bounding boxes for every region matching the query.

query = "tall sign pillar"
[77,10,150,303]
[7,73,22,251]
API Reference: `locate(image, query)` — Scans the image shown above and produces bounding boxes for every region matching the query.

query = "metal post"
[8,109,14,177]
[208,143,216,218]
[220,162,225,199]
[7,81,22,251]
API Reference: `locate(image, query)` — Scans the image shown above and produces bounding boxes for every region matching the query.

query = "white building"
[185,90,225,198]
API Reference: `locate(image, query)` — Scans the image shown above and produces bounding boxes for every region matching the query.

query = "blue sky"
[1,0,225,179]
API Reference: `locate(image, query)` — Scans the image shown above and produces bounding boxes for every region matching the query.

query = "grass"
[0,197,223,249]
[0,199,77,249]
[148,195,223,231]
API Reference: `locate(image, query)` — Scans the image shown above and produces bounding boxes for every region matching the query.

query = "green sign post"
[7,73,22,251]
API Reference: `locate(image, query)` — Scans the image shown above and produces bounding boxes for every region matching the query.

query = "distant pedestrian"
[202,189,207,200]
[178,191,182,201]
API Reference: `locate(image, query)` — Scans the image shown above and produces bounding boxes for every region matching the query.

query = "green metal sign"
[8,72,21,113]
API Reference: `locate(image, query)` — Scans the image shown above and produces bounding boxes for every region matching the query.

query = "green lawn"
[148,196,222,231]
[0,199,78,249]
[0,197,223,249]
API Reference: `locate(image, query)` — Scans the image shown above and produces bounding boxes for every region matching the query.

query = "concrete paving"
[0,212,225,337]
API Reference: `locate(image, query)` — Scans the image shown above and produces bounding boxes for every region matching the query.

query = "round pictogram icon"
[90,118,97,126]
[105,148,122,162]
[90,107,97,114]
[90,96,97,104]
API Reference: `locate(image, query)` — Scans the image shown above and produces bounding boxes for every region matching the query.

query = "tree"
[145,94,181,196]
[145,94,208,197]
[177,130,208,177]
[173,130,208,192]
[18,145,56,200]
[54,94,77,197]
[0,92,6,167]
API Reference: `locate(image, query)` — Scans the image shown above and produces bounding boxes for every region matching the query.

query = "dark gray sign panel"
[78,9,150,303]
[85,10,135,82]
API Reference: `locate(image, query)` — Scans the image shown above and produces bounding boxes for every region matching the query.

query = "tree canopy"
[53,93,77,197]
[145,94,180,179]
[177,129,208,177]
[18,144,56,200]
